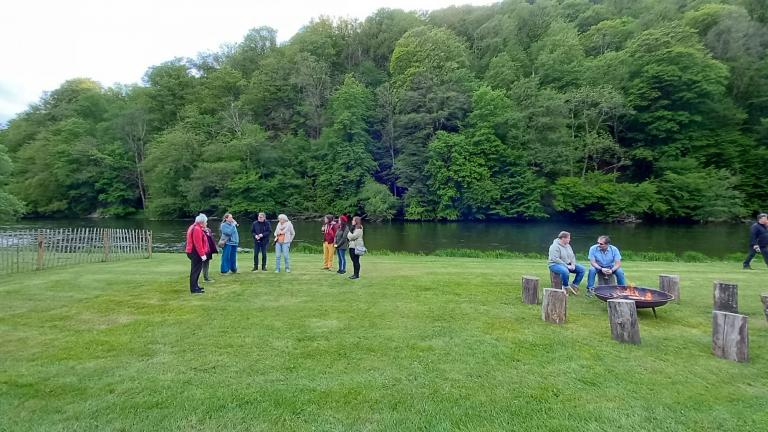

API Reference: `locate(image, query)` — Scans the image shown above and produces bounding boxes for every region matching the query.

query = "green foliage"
[3,0,768,223]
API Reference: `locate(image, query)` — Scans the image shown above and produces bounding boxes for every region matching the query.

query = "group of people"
[547,231,626,296]
[184,212,365,294]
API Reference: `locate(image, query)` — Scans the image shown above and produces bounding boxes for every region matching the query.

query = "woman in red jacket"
[185,213,210,294]
[321,214,337,270]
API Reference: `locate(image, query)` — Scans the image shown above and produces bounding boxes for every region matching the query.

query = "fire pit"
[593,285,675,318]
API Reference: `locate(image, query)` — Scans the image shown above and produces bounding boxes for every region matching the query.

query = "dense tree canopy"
[2,0,767,222]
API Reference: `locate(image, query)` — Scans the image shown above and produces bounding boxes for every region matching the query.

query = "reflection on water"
[0,218,750,257]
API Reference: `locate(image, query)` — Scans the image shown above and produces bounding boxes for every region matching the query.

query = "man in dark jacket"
[251,212,272,271]
[743,213,768,269]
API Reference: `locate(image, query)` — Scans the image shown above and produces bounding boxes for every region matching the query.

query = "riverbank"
[2,254,767,431]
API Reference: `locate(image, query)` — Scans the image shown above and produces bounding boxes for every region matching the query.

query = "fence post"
[103,229,111,262]
[36,231,45,270]
[147,230,153,258]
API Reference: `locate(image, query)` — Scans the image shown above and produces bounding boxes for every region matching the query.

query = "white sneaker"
[286,269,291,273]
[275,269,280,273]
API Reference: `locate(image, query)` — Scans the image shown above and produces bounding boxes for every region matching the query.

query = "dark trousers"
[744,246,768,267]
[202,259,210,280]
[254,240,268,269]
[349,248,361,277]
[187,252,203,291]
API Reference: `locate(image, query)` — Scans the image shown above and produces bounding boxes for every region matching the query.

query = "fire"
[619,283,654,301]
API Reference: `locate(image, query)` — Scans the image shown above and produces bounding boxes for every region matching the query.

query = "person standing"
[251,212,271,271]
[743,213,768,269]
[334,215,350,274]
[347,216,365,280]
[185,213,209,294]
[547,231,585,295]
[321,215,337,270]
[220,213,240,274]
[274,214,295,273]
[586,235,626,295]
[202,220,218,283]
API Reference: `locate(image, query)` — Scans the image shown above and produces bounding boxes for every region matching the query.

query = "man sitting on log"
[586,235,626,296]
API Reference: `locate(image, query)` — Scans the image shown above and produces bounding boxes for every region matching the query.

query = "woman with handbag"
[273,214,295,273]
[347,216,365,280]
[219,213,240,274]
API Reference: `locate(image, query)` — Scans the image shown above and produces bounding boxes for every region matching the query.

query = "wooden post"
[761,293,768,322]
[607,299,641,344]
[659,274,680,302]
[713,281,738,313]
[549,271,563,289]
[712,311,748,363]
[521,276,539,305]
[542,288,567,324]
[147,230,153,258]
[36,231,45,270]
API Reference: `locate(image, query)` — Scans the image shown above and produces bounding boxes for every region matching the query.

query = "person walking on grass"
[334,215,350,274]
[201,219,218,283]
[321,214,337,270]
[274,214,295,273]
[347,216,365,280]
[220,213,239,274]
[743,213,768,270]
[548,231,585,295]
[251,212,271,272]
[185,213,210,294]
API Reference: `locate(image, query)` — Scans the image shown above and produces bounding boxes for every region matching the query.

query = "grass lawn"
[1,253,767,431]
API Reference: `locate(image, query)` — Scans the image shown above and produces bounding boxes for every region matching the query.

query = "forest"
[1,0,767,222]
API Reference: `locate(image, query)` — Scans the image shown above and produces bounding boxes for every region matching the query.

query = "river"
[0,218,752,257]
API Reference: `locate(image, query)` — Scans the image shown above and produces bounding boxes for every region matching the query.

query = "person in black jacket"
[251,212,272,271]
[202,220,219,282]
[743,213,768,269]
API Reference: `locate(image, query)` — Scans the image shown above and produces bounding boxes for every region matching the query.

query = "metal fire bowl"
[593,285,675,309]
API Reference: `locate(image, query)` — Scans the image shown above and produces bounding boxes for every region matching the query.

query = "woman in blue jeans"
[547,231,585,295]
[334,215,350,274]
[219,213,239,274]
[273,214,295,272]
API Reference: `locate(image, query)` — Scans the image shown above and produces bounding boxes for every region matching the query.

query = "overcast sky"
[0,0,497,124]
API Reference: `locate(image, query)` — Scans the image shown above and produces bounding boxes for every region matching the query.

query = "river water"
[0,218,752,257]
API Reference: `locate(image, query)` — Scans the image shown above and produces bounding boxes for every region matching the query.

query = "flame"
[617,282,653,301]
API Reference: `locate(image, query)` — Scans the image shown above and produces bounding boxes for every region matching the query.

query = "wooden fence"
[0,228,152,274]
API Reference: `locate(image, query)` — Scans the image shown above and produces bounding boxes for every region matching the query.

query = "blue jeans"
[587,267,626,289]
[220,244,238,273]
[337,248,347,271]
[275,242,291,271]
[548,263,585,287]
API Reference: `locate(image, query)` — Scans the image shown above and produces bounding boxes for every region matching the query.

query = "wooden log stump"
[713,281,738,313]
[607,299,641,344]
[712,311,748,362]
[549,271,563,290]
[542,288,567,324]
[597,272,617,286]
[659,274,680,302]
[521,276,539,305]
[761,293,768,322]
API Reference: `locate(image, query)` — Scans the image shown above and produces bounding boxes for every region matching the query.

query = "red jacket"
[323,222,337,244]
[186,223,209,257]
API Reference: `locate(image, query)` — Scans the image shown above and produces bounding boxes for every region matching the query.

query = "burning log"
[607,299,641,344]
[549,271,563,290]
[542,288,567,324]
[713,281,738,314]
[521,276,539,305]
[761,293,768,322]
[712,311,748,363]
[659,274,680,302]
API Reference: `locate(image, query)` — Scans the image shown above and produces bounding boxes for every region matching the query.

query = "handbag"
[354,245,367,256]
[217,234,230,248]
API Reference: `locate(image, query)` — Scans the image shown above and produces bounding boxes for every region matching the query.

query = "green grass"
[1,253,767,431]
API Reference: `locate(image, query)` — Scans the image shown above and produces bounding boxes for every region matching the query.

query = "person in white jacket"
[547,231,585,295]
[273,214,295,273]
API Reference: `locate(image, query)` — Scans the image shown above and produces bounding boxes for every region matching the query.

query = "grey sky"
[0,0,496,124]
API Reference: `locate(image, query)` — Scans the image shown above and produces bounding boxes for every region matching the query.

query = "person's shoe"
[340,270,346,274]
[585,287,593,297]
[261,268,267,272]
[204,278,214,283]
[191,288,204,294]
[743,265,754,270]
[568,284,579,295]
[252,267,259,272]
[275,269,280,273]
[286,269,291,273]
[336,270,342,274]
[348,275,359,279]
